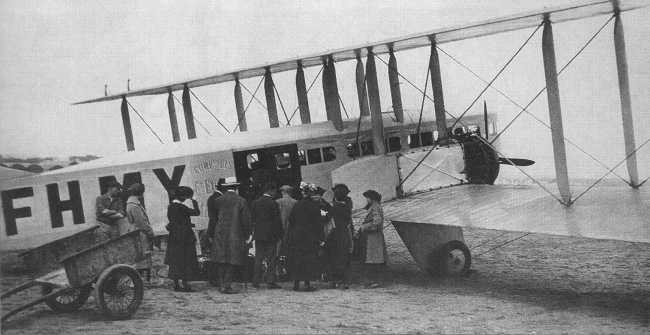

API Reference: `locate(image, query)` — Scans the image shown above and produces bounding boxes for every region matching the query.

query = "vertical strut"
[121,96,135,151]
[182,84,197,139]
[542,18,571,204]
[322,55,343,131]
[355,51,370,117]
[234,78,248,132]
[388,45,404,123]
[264,67,280,128]
[366,47,386,155]
[167,90,180,142]
[296,60,311,124]
[613,11,639,187]
[428,38,447,142]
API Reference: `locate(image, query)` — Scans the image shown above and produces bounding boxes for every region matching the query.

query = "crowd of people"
[94,177,387,294]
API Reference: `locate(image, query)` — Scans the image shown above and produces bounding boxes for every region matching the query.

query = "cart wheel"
[437,240,471,277]
[41,283,92,313]
[94,264,143,320]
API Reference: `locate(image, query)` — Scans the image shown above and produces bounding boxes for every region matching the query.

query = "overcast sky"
[0,0,648,180]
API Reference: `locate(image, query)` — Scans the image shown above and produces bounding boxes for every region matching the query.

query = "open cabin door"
[233,144,302,201]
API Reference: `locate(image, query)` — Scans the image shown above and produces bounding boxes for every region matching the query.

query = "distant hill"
[0,154,100,173]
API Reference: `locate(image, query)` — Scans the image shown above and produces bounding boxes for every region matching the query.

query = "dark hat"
[105,180,122,189]
[332,183,350,194]
[362,189,382,202]
[172,186,194,199]
[128,183,145,196]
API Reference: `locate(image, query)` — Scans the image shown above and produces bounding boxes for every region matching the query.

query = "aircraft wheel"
[437,240,471,277]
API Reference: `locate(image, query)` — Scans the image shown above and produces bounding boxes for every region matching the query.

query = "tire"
[42,283,92,313]
[437,240,472,277]
[94,264,144,320]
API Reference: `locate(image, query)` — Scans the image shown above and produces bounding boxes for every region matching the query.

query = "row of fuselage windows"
[297,131,438,166]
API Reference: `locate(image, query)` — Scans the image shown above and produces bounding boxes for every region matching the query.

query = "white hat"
[222,176,240,187]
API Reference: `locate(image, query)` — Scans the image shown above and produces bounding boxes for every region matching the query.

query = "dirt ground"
[1,225,648,334]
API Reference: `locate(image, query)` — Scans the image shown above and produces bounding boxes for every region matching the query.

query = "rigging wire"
[125,100,164,144]
[489,15,615,144]
[415,67,431,144]
[474,233,532,257]
[376,55,564,204]
[338,94,351,119]
[232,76,264,132]
[189,89,230,134]
[449,22,543,131]
[571,137,650,203]
[272,82,291,125]
[287,65,324,124]
[240,80,268,112]
[437,15,629,185]
[171,93,212,136]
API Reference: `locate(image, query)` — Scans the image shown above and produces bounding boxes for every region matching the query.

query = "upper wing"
[384,183,650,243]
[73,0,648,105]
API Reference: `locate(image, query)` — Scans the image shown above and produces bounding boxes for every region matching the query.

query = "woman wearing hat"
[358,189,387,288]
[324,184,354,289]
[164,186,200,292]
[287,183,326,291]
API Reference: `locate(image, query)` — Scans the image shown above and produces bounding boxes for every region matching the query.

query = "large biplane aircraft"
[1,0,648,276]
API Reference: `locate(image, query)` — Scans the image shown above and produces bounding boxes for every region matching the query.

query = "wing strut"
[295,61,311,124]
[323,55,344,131]
[264,68,280,128]
[542,17,571,204]
[366,48,386,155]
[167,91,181,141]
[234,78,248,131]
[613,10,640,187]
[388,45,404,123]
[121,96,135,151]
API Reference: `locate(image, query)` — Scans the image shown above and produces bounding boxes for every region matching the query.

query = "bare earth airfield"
[2,224,648,334]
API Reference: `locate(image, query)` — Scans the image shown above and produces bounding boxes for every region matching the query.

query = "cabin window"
[408,133,421,148]
[322,146,336,162]
[297,150,307,166]
[386,137,401,152]
[307,148,322,164]
[274,152,292,170]
[346,143,360,157]
[422,132,434,146]
[361,141,374,155]
[247,152,261,170]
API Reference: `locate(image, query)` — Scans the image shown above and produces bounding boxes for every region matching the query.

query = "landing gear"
[427,240,471,277]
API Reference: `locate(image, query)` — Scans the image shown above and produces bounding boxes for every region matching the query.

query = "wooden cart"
[1,230,147,322]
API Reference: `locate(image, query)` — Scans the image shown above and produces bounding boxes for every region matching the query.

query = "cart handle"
[1,287,64,322]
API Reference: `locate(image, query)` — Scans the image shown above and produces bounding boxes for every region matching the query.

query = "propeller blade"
[498,157,535,166]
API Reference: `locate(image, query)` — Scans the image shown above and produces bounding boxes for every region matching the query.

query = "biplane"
[1,0,648,277]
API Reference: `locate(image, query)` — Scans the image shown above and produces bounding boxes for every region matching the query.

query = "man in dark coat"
[205,178,225,286]
[250,185,283,289]
[208,177,252,294]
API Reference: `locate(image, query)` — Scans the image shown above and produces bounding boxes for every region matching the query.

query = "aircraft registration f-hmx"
[1,0,647,276]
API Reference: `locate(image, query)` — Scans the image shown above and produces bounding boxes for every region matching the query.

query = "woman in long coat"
[358,190,387,287]
[287,184,325,291]
[324,184,353,289]
[164,186,200,292]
